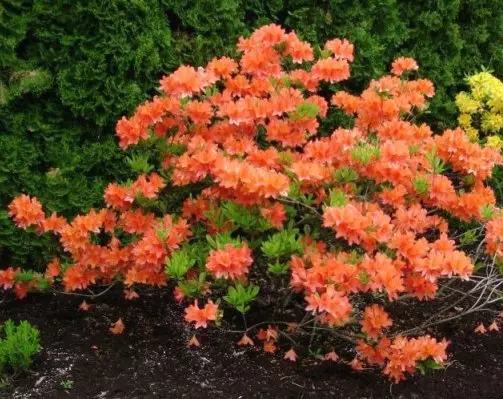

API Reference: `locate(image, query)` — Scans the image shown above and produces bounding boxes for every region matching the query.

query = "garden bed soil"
[1,287,502,399]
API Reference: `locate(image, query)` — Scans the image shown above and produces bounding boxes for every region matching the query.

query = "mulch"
[1,287,502,399]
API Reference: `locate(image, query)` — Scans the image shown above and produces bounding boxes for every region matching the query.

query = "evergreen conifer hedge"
[1,0,502,268]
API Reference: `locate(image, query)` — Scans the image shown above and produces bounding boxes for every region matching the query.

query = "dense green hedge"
[1,0,503,269]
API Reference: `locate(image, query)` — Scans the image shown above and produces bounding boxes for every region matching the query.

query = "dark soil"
[1,288,502,399]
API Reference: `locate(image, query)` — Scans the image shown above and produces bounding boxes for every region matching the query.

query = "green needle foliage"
[1,0,503,270]
[0,320,40,373]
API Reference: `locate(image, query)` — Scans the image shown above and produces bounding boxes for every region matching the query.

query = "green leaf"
[126,154,153,173]
[13,270,36,283]
[165,247,196,279]
[334,166,359,183]
[412,176,429,196]
[480,204,495,220]
[460,229,477,246]
[223,283,260,314]
[326,189,346,208]
[351,143,380,165]
[221,201,265,232]
[267,262,289,275]
[206,233,242,249]
[290,101,319,121]
[425,147,446,174]
[178,275,206,298]
[416,357,444,376]
[261,229,303,259]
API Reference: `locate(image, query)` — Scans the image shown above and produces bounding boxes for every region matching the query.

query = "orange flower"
[133,173,166,199]
[285,33,313,63]
[260,203,286,229]
[14,283,30,299]
[237,24,287,51]
[0,267,17,290]
[115,116,146,149]
[256,329,268,341]
[160,65,211,98]
[266,326,278,341]
[349,357,364,371]
[104,183,134,210]
[241,46,281,77]
[119,210,155,234]
[391,57,418,76]
[237,334,255,346]
[305,287,352,326]
[311,58,350,83]
[360,304,393,339]
[361,253,405,300]
[207,56,238,78]
[474,323,487,334]
[184,300,219,329]
[79,300,91,311]
[256,326,278,342]
[284,348,297,361]
[124,289,140,300]
[186,101,213,126]
[62,265,98,292]
[187,334,201,347]
[173,286,186,303]
[206,243,253,280]
[382,335,448,382]
[325,38,354,62]
[357,339,389,366]
[290,69,319,92]
[263,341,277,354]
[109,318,125,335]
[42,212,67,233]
[45,257,61,280]
[324,351,339,361]
[488,321,499,332]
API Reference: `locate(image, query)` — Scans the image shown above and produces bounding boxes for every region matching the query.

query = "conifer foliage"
[1,0,503,269]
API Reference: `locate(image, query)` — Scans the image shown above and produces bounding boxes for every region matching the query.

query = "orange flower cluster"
[184,299,219,329]
[360,304,393,339]
[260,203,287,229]
[206,243,253,280]
[0,266,40,299]
[305,286,353,326]
[323,203,393,251]
[256,325,279,354]
[0,267,17,291]
[7,194,191,293]
[485,213,503,260]
[290,227,473,321]
[357,335,449,382]
[104,173,166,211]
[8,194,46,229]
[390,57,419,76]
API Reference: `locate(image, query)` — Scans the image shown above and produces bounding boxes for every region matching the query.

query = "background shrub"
[1,0,503,269]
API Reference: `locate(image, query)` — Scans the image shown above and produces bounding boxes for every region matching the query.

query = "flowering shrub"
[456,72,503,149]
[3,24,503,383]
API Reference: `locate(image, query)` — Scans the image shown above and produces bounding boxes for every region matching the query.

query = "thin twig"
[51,283,116,299]
[278,198,322,218]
